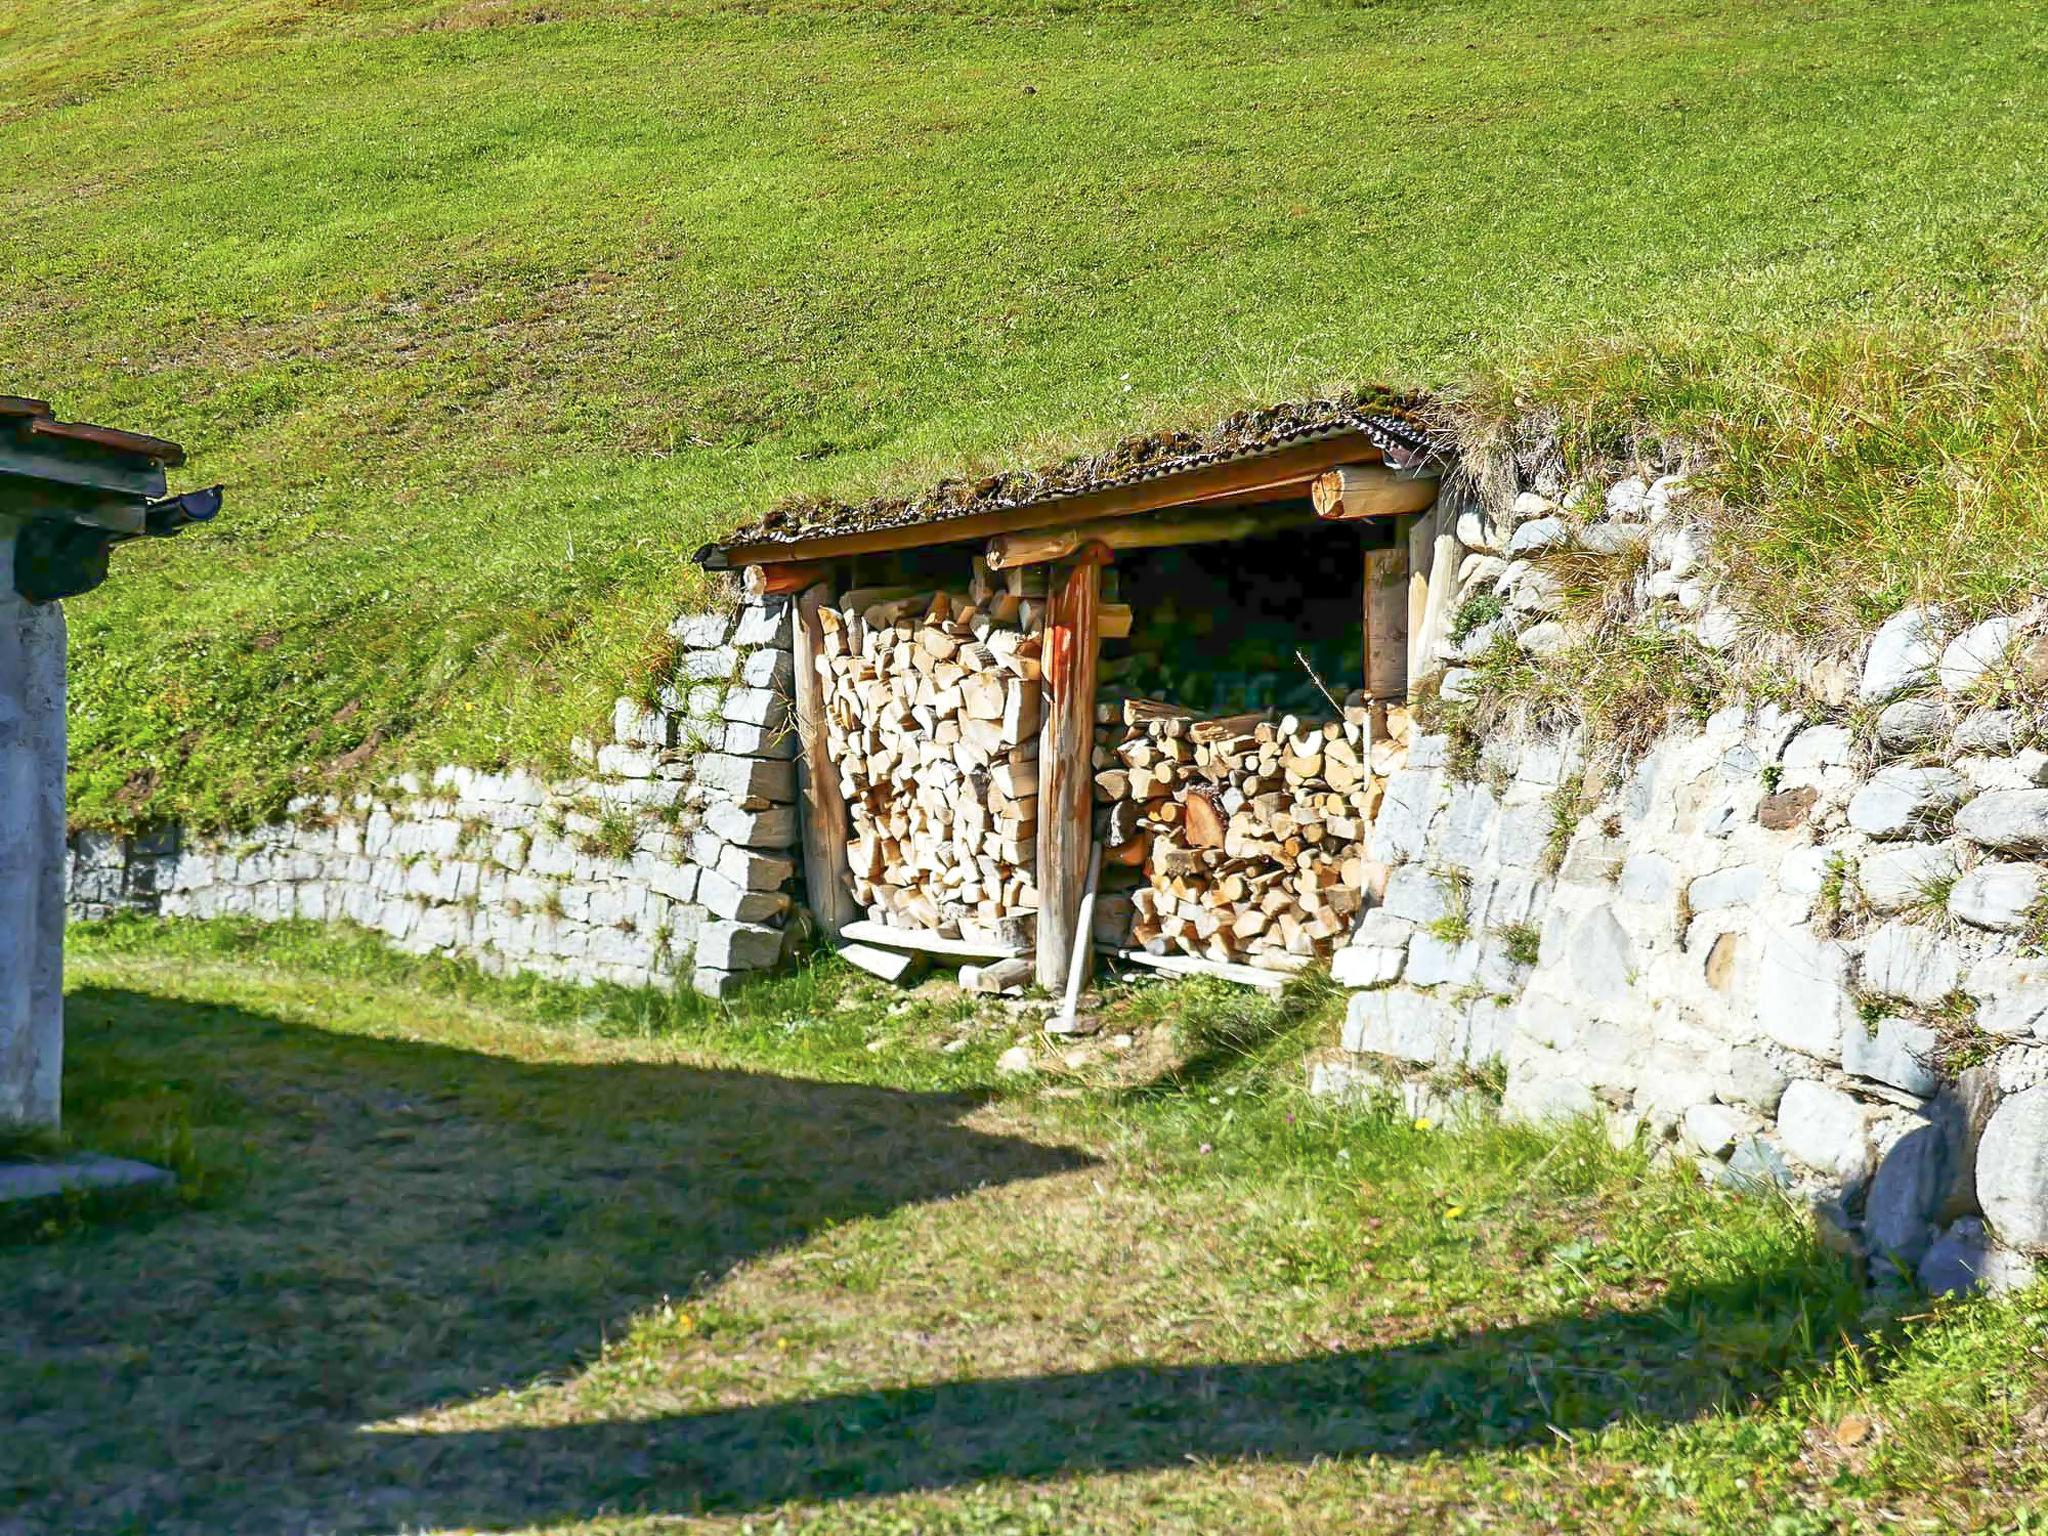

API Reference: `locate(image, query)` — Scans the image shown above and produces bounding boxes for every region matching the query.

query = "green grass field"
[5,0,2046,829]
[6,920,2043,1533]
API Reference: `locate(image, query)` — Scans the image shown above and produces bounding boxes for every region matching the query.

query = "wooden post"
[792,583,857,942]
[1408,496,1459,695]
[1035,545,1106,991]
[1363,538,1409,701]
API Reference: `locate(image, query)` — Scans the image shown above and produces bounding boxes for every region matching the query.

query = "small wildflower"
[1412,1117,1433,1131]
[774,1336,791,1352]
[1444,1205,1465,1220]
[1199,1142,1214,1155]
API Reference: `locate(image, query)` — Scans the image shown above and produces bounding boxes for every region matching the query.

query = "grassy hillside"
[4,0,2045,829]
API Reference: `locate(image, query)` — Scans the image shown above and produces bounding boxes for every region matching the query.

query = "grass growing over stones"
[8,918,2047,1532]
[9,0,2048,829]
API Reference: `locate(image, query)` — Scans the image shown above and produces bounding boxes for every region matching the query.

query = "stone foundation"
[69,591,805,1000]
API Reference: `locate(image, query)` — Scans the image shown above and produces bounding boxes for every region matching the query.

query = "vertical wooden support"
[1405,496,1456,694]
[1035,547,1105,991]
[1363,537,1410,701]
[793,583,857,942]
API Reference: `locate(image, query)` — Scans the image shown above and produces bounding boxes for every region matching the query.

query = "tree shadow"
[2,986,1093,1534]
[350,1255,1868,1528]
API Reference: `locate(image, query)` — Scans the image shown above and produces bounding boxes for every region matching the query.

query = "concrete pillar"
[0,525,67,1127]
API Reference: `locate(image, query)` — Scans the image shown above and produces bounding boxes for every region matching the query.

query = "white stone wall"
[1320,467,2048,1298]
[69,592,804,1000]
[0,530,68,1127]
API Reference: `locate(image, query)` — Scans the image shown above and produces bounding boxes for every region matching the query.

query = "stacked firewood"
[1094,698,1417,968]
[816,589,1044,947]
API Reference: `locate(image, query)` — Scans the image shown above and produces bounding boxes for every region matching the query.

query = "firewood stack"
[1092,697,1417,969]
[815,589,1045,948]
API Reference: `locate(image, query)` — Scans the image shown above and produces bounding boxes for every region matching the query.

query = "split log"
[1309,463,1440,522]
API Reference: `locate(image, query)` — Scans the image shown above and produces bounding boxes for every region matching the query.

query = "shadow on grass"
[3,985,1093,1534]
[9,985,1871,1534]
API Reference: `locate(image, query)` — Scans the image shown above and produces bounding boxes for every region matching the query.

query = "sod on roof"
[6,0,2046,830]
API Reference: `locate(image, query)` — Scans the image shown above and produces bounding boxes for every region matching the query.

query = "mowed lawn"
[5,921,2044,1534]
[5,0,2047,829]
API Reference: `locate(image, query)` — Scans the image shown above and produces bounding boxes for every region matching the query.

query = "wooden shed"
[695,394,1456,999]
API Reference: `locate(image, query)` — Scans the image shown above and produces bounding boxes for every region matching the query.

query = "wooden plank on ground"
[838,942,923,982]
[839,919,1025,960]
[1112,948,1289,994]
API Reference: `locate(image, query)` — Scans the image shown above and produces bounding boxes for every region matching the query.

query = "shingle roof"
[697,387,1443,565]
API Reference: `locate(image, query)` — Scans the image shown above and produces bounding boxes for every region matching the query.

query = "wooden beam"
[984,506,1306,572]
[1035,546,1105,991]
[1311,463,1439,522]
[838,941,923,983]
[838,919,1024,960]
[1364,538,1410,700]
[792,584,858,942]
[1111,948,1289,994]
[746,561,832,598]
[709,431,1385,569]
[1407,502,1461,695]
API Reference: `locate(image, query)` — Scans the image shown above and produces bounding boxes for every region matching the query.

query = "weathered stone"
[1507,517,1568,556]
[612,697,676,749]
[1846,766,1966,840]
[1439,667,1479,701]
[1782,724,1854,774]
[1381,865,1452,925]
[1874,695,1951,753]
[1454,509,1504,555]
[1917,1217,2038,1297]
[1954,709,2020,754]
[1617,852,1675,905]
[1755,927,1854,1061]
[732,597,791,647]
[1857,842,1961,913]
[1331,940,1404,989]
[716,843,795,893]
[1559,835,1625,887]
[694,753,795,803]
[1689,865,1763,911]
[1842,1016,1939,1098]
[739,647,795,691]
[1725,1046,1792,1114]
[594,743,660,779]
[695,919,784,973]
[1859,605,1944,701]
[690,967,744,1000]
[1948,861,2045,931]
[1978,1085,2048,1252]
[672,609,733,648]
[696,869,791,924]
[1405,932,1478,988]
[1757,786,1819,831]
[0,1154,173,1204]
[1776,1080,1871,1182]
[1726,1135,1793,1189]
[1343,988,1456,1066]
[1938,614,2018,694]
[1517,620,1569,656]
[703,800,798,850]
[1565,905,1636,1006]
[1956,789,2048,855]
[679,646,741,682]
[1860,921,1961,1007]
[1965,955,2048,1039]
[718,719,798,758]
[722,686,789,728]
[1681,1102,1760,1160]
[1577,522,1646,556]
[1604,476,1652,520]
[1368,768,1440,865]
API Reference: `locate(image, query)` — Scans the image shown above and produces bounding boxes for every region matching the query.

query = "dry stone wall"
[68,591,804,999]
[1318,465,2048,1299]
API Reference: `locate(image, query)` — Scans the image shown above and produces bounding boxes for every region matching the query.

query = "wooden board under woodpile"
[815,587,1045,950]
[1092,697,1416,971]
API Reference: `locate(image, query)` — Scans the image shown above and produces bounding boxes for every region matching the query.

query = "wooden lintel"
[745,561,832,598]
[708,431,1385,569]
[1311,463,1439,522]
[1035,550,1104,991]
[792,584,858,942]
[984,505,1308,571]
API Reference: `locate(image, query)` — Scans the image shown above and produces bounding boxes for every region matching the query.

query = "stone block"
[1558,834,1625,887]
[1331,939,1404,990]
[1874,695,1951,753]
[717,842,795,893]
[1507,517,1567,556]
[703,800,798,850]
[1917,1217,2038,1297]
[1381,865,1452,925]
[1436,783,1500,872]
[723,687,789,728]
[697,868,792,924]
[1564,905,1636,1007]
[719,719,798,758]
[1405,932,1478,988]
[1682,1102,1762,1160]
[1343,988,1457,1065]
[1755,927,1853,1061]
[1938,614,2019,694]
[1948,861,2045,931]
[1954,709,2019,754]
[595,744,660,780]
[1965,954,2048,1039]
[1857,842,1961,913]
[679,646,741,683]
[691,967,744,1000]
[1726,1045,1792,1115]
[695,918,785,973]
[1978,1085,2048,1253]
[612,698,676,749]
[1496,802,1551,868]
[639,859,700,905]
[1956,749,2048,792]
[1617,852,1675,905]
[695,753,795,804]
[739,647,795,690]
[1688,865,1762,911]
[1859,605,1944,701]
[1955,789,2048,856]
[1847,766,1966,839]
[1776,1079,1871,1183]
[1842,1015,1939,1097]
[1368,768,1442,866]
[733,597,792,647]
[1782,724,1853,775]
[1860,921,1960,1007]
[672,609,733,648]
[1866,1118,1949,1264]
